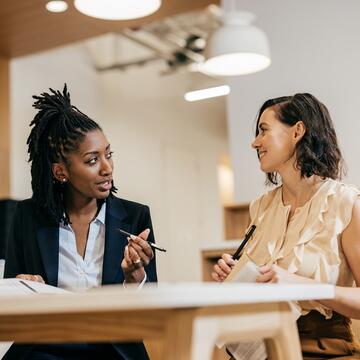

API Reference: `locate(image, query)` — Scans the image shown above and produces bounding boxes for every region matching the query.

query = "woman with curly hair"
[213,93,360,359]
[4,85,157,360]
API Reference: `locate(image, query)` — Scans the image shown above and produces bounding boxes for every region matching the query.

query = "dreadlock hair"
[254,93,345,185]
[27,84,116,225]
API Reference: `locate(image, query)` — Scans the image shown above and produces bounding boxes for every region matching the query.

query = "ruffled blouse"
[239,179,359,318]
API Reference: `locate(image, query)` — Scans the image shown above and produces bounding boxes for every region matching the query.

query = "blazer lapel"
[37,225,59,287]
[102,197,130,285]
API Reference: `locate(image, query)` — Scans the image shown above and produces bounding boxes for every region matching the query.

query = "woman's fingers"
[121,244,147,284]
[128,239,152,266]
[212,253,237,282]
[213,264,228,280]
[256,269,275,283]
[211,271,222,282]
[127,244,153,269]
[222,253,236,267]
[16,274,45,283]
[218,258,233,275]
[258,265,272,274]
[123,246,133,266]
[128,235,153,259]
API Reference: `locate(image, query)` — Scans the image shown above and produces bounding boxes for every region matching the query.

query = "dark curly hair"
[27,84,116,224]
[255,93,345,185]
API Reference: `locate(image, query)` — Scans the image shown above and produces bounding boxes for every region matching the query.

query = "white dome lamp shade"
[202,11,271,76]
[74,0,162,21]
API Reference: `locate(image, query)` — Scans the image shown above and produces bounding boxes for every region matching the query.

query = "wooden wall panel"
[0,57,10,198]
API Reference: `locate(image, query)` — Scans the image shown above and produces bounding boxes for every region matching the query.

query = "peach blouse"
[242,179,359,318]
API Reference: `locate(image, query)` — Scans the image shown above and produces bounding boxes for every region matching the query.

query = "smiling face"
[52,129,114,202]
[251,108,298,174]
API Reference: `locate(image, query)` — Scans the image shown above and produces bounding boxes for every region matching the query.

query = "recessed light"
[184,85,230,102]
[46,1,68,13]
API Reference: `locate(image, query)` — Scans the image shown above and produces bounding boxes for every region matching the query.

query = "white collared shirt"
[58,202,107,291]
[58,202,146,292]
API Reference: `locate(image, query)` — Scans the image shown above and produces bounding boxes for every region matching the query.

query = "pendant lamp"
[202,11,271,76]
[74,0,162,21]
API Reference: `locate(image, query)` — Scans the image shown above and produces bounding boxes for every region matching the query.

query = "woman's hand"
[121,228,154,284]
[211,253,236,282]
[16,274,45,283]
[256,264,314,284]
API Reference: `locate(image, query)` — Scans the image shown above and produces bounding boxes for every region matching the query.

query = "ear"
[293,121,306,143]
[52,162,69,183]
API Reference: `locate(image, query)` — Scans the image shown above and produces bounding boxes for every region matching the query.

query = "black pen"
[232,225,256,260]
[19,280,38,293]
[117,228,167,252]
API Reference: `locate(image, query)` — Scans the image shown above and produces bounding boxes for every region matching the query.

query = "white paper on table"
[0,278,68,296]
[0,278,69,359]
[218,259,301,360]
[216,259,267,359]
[231,259,260,283]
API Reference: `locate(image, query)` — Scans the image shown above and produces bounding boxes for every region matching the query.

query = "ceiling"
[0,0,219,59]
[84,6,221,75]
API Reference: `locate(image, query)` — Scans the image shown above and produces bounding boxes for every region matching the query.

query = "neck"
[64,191,98,218]
[278,164,324,207]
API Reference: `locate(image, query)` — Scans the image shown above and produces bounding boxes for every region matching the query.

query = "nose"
[252,134,260,149]
[100,158,113,176]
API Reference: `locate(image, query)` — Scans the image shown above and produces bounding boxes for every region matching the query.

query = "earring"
[62,178,67,183]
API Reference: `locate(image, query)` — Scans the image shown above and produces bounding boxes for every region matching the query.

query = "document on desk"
[218,258,267,360]
[221,257,301,360]
[0,278,68,296]
[0,279,68,358]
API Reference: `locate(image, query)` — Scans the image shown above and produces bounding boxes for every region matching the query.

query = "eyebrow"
[82,144,110,157]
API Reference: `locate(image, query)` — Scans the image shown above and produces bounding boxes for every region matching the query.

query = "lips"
[96,179,112,191]
[258,150,266,160]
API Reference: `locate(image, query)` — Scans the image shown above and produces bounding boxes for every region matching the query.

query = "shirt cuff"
[123,272,147,289]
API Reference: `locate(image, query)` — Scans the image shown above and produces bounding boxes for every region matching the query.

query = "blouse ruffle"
[245,179,359,318]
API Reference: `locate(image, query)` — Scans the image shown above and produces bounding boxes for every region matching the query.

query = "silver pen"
[117,228,167,252]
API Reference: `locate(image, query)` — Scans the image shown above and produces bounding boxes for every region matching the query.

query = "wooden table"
[0,283,334,360]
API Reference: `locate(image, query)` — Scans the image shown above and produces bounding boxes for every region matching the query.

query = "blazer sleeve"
[136,205,158,283]
[4,202,25,278]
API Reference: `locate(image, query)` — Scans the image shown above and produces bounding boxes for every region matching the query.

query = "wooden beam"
[0,57,10,198]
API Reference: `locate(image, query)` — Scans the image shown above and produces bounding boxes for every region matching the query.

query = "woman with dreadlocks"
[4,85,156,360]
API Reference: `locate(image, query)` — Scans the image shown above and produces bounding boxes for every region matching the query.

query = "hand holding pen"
[119,228,166,284]
[120,228,153,284]
[211,225,256,282]
[118,228,166,252]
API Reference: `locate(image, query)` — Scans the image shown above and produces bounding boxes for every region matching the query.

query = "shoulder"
[249,186,281,220]
[13,198,36,215]
[333,180,359,200]
[108,196,149,211]
[326,179,360,210]
[106,196,150,220]
[324,179,360,229]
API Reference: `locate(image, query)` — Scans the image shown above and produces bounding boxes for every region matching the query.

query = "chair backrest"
[0,199,18,260]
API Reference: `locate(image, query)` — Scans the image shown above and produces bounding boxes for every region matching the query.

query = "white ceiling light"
[74,0,161,21]
[184,85,230,102]
[46,1,68,13]
[202,11,270,76]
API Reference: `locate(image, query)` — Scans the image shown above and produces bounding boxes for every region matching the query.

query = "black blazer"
[4,196,157,360]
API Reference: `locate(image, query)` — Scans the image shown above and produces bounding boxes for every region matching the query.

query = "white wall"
[10,40,227,281]
[226,0,360,203]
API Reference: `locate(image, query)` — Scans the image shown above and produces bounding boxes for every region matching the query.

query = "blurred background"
[1,0,360,283]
